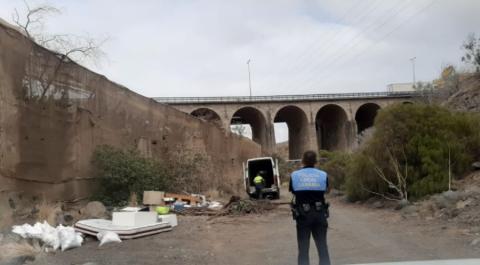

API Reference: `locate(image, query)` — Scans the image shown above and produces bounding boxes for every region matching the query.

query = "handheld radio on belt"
[291,195,330,220]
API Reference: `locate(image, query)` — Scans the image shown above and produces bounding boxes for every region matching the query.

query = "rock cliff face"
[0,20,261,202]
[444,73,480,112]
[274,141,289,160]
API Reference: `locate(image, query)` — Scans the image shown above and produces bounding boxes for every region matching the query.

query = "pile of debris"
[1,190,184,263]
[178,196,278,217]
[223,196,277,215]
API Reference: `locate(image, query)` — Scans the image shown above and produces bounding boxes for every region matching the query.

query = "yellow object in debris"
[156,206,170,215]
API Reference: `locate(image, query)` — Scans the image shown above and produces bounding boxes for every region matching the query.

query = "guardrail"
[152,91,419,104]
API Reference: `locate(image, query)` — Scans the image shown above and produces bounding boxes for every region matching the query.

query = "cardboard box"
[112,212,158,227]
[143,191,165,205]
[164,193,200,205]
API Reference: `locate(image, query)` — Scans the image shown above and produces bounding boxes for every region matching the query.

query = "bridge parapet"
[153,91,418,104]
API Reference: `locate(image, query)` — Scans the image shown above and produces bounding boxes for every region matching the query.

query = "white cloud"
[1,0,478,97]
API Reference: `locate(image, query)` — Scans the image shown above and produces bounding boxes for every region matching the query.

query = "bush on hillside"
[318,151,351,190]
[346,103,480,201]
[92,145,171,206]
[92,145,211,206]
[345,153,381,201]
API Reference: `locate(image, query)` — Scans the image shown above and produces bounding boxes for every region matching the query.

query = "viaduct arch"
[154,92,417,157]
[316,104,349,151]
[274,105,309,159]
[190,108,222,127]
[230,107,269,149]
[355,103,380,135]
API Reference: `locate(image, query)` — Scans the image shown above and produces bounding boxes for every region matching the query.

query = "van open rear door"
[274,158,281,186]
[242,162,249,194]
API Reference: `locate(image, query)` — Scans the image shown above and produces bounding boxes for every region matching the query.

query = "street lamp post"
[247,59,252,97]
[410,57,416,88]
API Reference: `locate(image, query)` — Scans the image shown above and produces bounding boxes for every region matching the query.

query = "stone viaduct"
[154,92,416,159]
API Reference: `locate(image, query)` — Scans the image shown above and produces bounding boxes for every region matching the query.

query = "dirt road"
[29,199,480,265]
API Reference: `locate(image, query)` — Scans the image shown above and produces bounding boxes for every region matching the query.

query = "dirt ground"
[26,197,480,265]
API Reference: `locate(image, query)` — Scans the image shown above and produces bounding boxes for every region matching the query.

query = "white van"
[243,157,281,200]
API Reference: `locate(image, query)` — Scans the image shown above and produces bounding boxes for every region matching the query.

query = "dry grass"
[36,199,61,226]
[0,242,41,263]
[0,211,14,230]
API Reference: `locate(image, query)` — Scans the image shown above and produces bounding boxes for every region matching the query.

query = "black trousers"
[255,184,264,199]
[296,209,330,265]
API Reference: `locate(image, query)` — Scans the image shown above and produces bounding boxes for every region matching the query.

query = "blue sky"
[1,0,479,142]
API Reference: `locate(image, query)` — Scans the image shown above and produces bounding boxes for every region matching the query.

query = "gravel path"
[28,199,480,265]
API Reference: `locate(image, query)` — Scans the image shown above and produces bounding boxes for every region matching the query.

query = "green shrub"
[91,145,213,206]
[345,153,379,201]
[346,104,480,201]
[318,150,351,190]
[92,145,171,206]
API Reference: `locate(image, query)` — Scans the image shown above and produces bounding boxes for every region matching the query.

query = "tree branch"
[361,187,401,201]
[11,1,107,100]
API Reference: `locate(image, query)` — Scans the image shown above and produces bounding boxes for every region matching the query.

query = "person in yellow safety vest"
[253,171,266,199]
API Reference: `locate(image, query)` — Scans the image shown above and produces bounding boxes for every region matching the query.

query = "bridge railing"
[152,91,419,104]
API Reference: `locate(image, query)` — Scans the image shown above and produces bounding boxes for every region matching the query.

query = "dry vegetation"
[0,242,42,264]
[36,198,61,226]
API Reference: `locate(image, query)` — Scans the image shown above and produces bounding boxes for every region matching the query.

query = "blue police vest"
[291,167,328,192]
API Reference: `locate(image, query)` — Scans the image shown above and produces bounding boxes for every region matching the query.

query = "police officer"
[289,151,330,265]
[253,171,266,199]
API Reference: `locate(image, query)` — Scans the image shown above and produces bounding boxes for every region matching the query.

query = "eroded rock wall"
[0,21,261,202]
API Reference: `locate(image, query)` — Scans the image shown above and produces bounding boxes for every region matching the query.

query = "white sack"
[96,231,122,247]
[12,223,43,239]
[40,221,60,250]
[12,224,31,238]
[12,221,82,252]
[58,226,83,251]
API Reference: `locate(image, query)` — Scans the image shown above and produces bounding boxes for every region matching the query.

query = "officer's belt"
[295,201,328,211]
[297,201,327,207]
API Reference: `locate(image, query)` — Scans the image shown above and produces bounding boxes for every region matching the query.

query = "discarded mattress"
[74,219,172,239]
[157,214,178,227]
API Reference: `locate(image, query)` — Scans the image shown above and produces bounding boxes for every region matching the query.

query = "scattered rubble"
[177,196,278,217]
[1,190,278,263]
